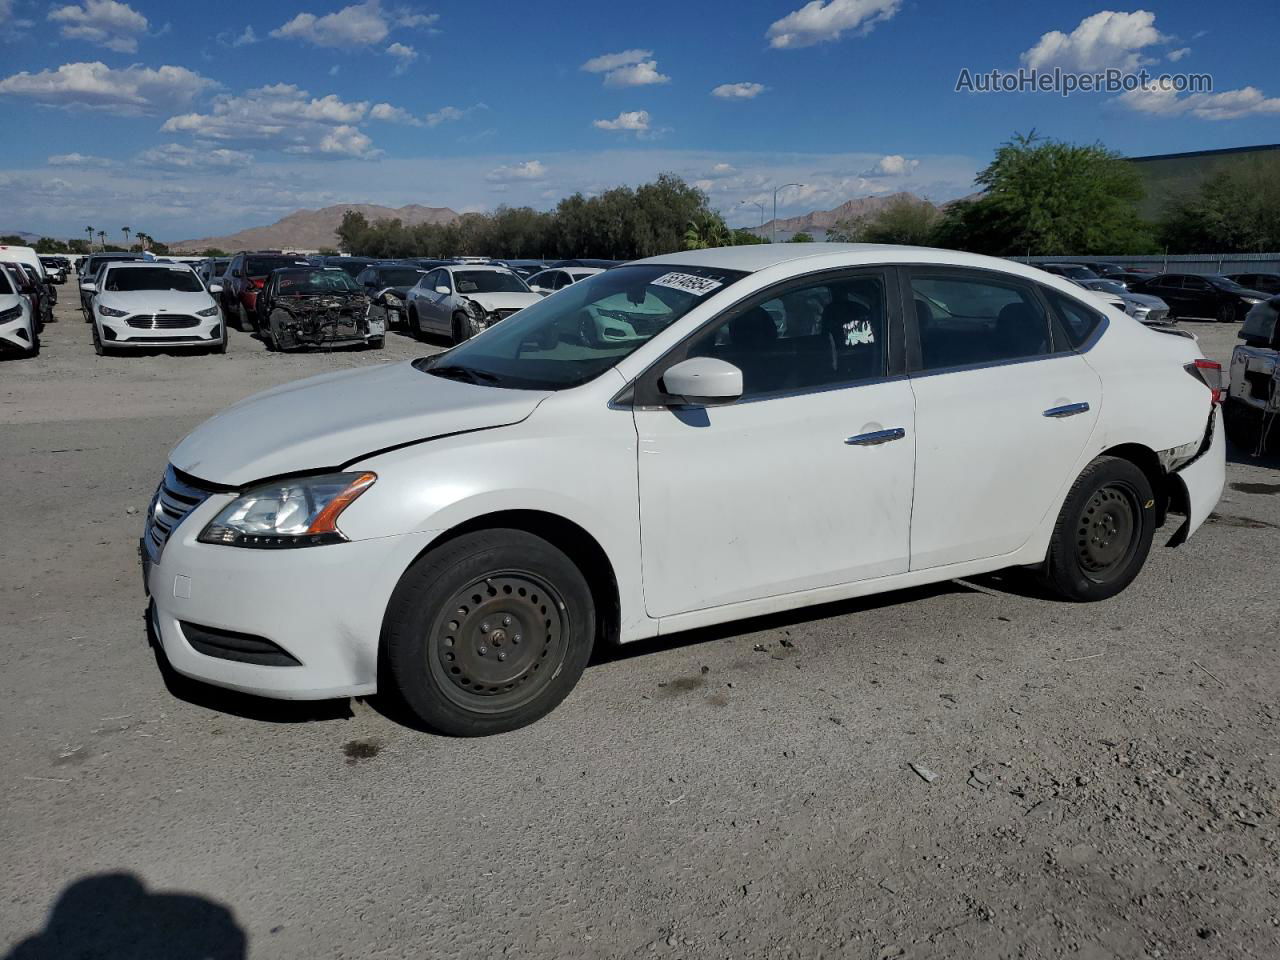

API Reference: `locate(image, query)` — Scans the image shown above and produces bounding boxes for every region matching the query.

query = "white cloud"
[712,82,766,100]
[0,61,213,115]
[1120,81,1280,120]
[603,60,669,87]
[767,0,901,50]
[581,49,651,73]
[582,49,669,87]
[386,41,417,73]
[710,162,736,176]
[47,152,114,167]
[1021,10,1167,72]
[593,110,651,133]
[217,25,259,47]
[424,103,486,126]
[273,1,438,49]
[869,154,918,176]
[48,0,148,53]
[370,101,420,124]
[136,143,253,170]
[161,84,385,157]
[486,160,547,182]
[1166,46,1190,62]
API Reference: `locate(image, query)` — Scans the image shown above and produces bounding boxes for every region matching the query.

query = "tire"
[1217,302,1235,324]
[210,335,227,355]
[91,323,110,357]
[383,529,596,736]
[451,311,472,345]
[262,320,280,352]
[25,325,40,358]
[1040,456,1156,602]
[407,306,422,340]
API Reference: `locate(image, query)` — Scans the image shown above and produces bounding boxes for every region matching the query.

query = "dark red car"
[220,252,311,331]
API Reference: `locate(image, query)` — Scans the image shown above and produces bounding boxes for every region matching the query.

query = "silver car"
[404,264,541,343]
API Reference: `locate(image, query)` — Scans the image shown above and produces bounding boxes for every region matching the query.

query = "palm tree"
[97,230,106,250]
[682,212,730,250]
[122,226,131,249]
[85,225,95,250]
[136,232,149,252]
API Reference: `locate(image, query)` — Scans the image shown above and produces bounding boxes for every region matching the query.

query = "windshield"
[417,263,747,390]
[327,260,371,278]
[105,267,204,293]
[246,256,308,276]
[453,270,530,294]
[275,270,362,294]
[376,268,426,287]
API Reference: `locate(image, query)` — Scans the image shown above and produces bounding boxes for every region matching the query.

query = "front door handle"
[1043,402,1091,418]
[845,427,906,446]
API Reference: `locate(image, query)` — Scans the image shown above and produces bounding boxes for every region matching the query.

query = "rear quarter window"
[1043,288,1105,348]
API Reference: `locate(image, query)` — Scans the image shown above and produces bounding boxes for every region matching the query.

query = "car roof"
[103,260,195,270]
[444,264,512,272]
[634,242,1050,276]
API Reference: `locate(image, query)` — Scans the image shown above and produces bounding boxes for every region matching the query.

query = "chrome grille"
[143,466,214,561]
[126,314,201,329]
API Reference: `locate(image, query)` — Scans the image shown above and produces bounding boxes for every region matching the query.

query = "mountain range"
[174,203,460,253]
[749,192,927,240]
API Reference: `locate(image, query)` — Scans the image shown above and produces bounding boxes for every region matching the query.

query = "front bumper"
[99,313,223,348]
[143,490,436,700]
[0,315,34,353]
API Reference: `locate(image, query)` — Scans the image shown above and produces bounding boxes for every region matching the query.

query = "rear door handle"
[1043,402,1090,418]
[845,427,906,446]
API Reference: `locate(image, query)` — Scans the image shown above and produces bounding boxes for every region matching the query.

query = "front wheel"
[383,529,596,736]
[406,307,422,340]
[1040,456,1156,602]
[451,311,472,345]
[1217,302,1235,324]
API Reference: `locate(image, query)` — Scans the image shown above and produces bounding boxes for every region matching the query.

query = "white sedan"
[86,262,226,356]
[0,264,39,358]
[526,266,604,297]
[142,244,1225,735]
[405,264,541,343]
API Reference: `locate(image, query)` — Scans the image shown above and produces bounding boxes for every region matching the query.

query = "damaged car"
[255,267,383,352]
[404,264,540,343]
[1224,295,1280,454]
[355,263,427,332]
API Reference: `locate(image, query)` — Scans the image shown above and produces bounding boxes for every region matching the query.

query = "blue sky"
[1,0,1277,240]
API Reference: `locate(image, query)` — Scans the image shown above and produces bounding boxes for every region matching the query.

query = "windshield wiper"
[427,363,502,385]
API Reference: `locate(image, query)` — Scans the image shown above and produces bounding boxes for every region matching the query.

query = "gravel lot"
[3,299,1278,960]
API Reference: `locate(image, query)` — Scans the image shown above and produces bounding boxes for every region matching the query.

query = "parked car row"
[1035,261,1278,323]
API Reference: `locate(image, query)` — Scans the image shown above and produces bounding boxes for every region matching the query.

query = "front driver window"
[685,274,888,399]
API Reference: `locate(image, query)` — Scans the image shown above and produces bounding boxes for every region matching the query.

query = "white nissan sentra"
[142,244,1225,735]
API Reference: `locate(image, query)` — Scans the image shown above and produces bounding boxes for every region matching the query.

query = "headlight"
[98,305,128,318]
[196,305,219,317]
[380,289,402,307]
[1131,306,1150,319]
[0,305,21,323]
[1242,297,1263,305]
[198,472,376,548]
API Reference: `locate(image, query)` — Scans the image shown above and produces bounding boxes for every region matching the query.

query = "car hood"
[461,292,542,313]
[97,289,216,313]
[170,361,549,486]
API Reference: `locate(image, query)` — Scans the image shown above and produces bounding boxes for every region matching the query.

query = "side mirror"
[661,357,743,407]
[435,285,451,295]
[81,281,97,293]
[209,282,223,294]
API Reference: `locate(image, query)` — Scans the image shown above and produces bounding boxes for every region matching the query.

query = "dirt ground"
[2,298,1278,960]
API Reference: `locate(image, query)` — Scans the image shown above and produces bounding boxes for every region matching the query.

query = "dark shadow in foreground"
[4,872,245,960]
[145,608,354,724]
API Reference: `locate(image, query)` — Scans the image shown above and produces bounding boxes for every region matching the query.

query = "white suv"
[142,244,1225,735]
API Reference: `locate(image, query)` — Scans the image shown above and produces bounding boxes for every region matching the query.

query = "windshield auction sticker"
[651,272,724,296]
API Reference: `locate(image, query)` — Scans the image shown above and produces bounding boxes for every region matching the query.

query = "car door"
[1180,275,1215,317]
[905,267,1103,570]
[424,269,453,332]
[633,267,915,618]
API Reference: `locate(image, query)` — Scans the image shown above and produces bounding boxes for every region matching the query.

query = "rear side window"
[910,272,1051,371]
[1043,288,1105,348]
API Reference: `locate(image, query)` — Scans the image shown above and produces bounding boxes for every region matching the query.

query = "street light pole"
[739,199,765,234]
[772,183,803,243]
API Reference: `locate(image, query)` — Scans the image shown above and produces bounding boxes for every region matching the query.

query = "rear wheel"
[1040,456,1156,602]
[383,529,596,736]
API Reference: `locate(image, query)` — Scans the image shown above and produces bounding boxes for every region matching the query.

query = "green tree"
[789,232,814,243]
[935,131,1154,256]
[860,195,942,245]
[1157,156,1280,253]
[683,211,730,250]
[731,228,766,245]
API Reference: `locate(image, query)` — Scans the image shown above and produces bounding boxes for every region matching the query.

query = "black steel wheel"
[383,529,595,735]
[1041,455,1156,601]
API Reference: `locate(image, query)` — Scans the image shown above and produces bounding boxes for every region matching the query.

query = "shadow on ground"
[4,873,246,960]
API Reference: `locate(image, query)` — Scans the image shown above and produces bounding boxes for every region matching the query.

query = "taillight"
[1185,359,1223,405]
